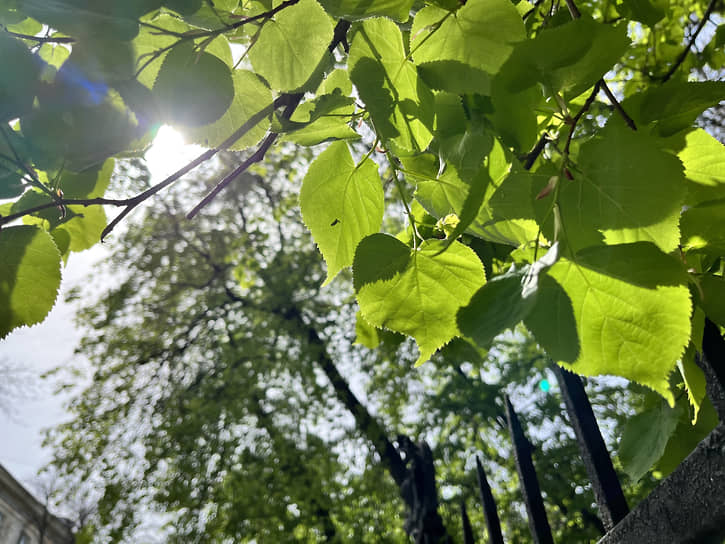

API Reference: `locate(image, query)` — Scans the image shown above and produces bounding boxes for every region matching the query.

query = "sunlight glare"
[145,125,204,181]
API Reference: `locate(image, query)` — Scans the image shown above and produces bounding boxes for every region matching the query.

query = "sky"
[0,126,201,495]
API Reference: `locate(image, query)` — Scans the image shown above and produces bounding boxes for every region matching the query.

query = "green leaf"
[349,17,434,155]
[408,145,537,247]
[656,396,719,477]
[185,70,272,150]
[619,394,683,481]
[574,242,689,288]
[0,225,62,339]
[154,42,234,127]
[0,32,42,122]
[281,93,359,146]
[681,201,725,257]
[410,0,525,94]
[559,120,685,252]
[625,81,725,137]
[59,159,115,199]
[353,233,410,290]
[354,310,380,349]
[678,129,725,206]
[249,0,333,91]
[300,142,384,285]
[679,307,706,423]
[549,254,692,402]
[697,274,725,328]
[495,17,629,98]
[56,205,107,253]
[319,0,415,22]
[523,273,579,363]
[22,91,141,171]
[616,0,666,27]
[458,244,559,349]
[354,235,485,366]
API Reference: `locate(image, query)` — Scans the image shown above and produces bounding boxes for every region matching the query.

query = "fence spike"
[461,501,475,544]
[475,455,505,544]
[700,318,725,422]
[551,364,629,531]
[505,395,554,544]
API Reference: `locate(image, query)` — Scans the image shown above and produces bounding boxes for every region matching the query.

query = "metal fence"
[405,317,725,544]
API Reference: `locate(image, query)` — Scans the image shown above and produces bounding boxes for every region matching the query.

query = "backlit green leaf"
[300,142,383,285]
[559,120,685,252]
[154,42,234,127]
[0,225,62,339]
[59,159,115,199]
[523,274,579,363]
[495,17,629,98]
[549,254,692,402]
[354,235,485,366]
[319,0,415,22]
[249,0,333,91]
[349,17,434,155]
[410,0,525,94]
[186,70,272,150]
[681,201,725,257]
[458,244,558,349]
[678,129,725,206]
[697,274,725,328]
[625,81,725,137]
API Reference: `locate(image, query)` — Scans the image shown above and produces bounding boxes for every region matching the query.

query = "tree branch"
[564,80,602,156]
[2,28,75,43]
[563,0,637,131]
[661,0,719,83]
[186,19,351,219]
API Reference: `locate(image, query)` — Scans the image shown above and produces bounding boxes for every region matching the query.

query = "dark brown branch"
[227,0,301,29]
[186,19,352,219]
[523,134,550,171]
[2,28,75,43]
[185,97,301,219]
[100,100,278,240]
[563,0,637,131]
[564,80,602,156]
[599,81,637,130]
[661,0,720,83]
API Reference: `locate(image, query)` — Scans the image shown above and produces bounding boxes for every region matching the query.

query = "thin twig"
[101,100,278,239]
[2,28,75,43]
[523,134,550,170]
[185,19,352,219]
[186,94,303,219]
[563,0,637,131]
[564,80,602,156]
[661,0,719,83]
[600,81,636,130]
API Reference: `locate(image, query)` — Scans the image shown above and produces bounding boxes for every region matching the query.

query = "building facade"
[0,465,74,544]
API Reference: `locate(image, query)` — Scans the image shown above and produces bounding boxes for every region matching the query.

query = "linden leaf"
[249,0,334,92]
[300,142,384,285]
[549,253,691,402]
[0,226,62,339]
[349,17,434,155]
[354,234,485,366]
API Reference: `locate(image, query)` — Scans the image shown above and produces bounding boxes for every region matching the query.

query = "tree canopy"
[45,154,659,542]
[1,0,725,540]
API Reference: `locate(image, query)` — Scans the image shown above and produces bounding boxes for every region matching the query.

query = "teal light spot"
[539,379,550,392]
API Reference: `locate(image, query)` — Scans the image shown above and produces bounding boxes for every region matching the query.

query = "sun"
[144,125,204,181]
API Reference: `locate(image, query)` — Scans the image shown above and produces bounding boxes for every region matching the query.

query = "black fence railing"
[406,318,725,543]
